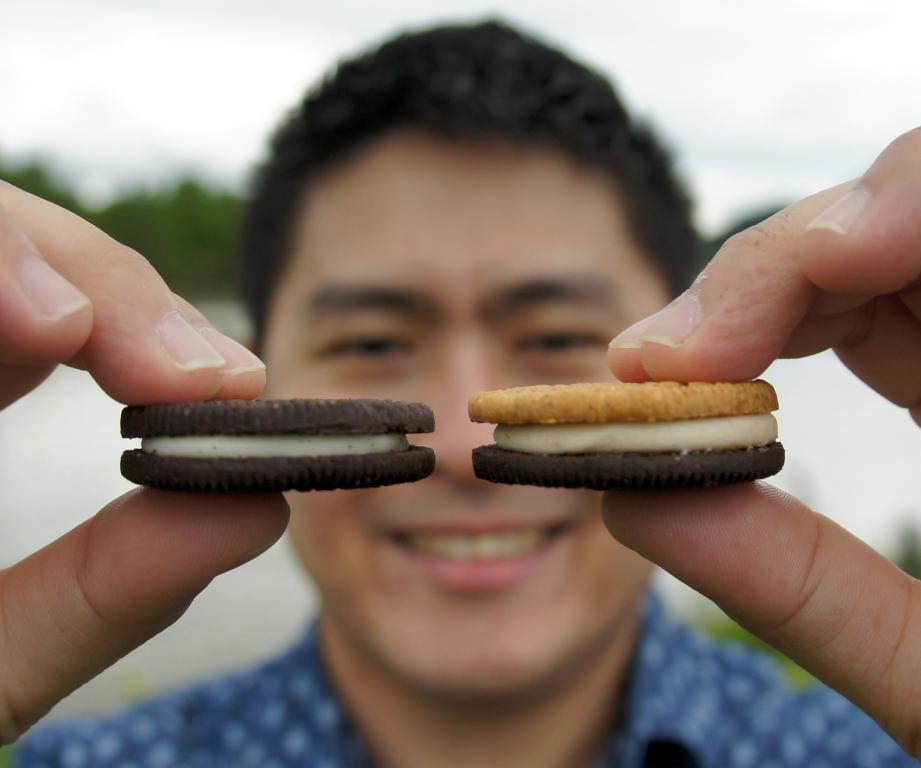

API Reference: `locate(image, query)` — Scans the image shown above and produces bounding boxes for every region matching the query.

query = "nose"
[414,333,496,486]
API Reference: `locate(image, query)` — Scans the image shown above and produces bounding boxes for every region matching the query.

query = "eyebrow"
[309,284,440,321]
[481,275,618,321]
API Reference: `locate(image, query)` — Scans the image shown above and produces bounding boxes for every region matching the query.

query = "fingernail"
[19,256,90,321]
[609,289,702,350]
[805,188,872,235]
[156,310,226,371]
[200,328,266,376]
[608,313,659,350]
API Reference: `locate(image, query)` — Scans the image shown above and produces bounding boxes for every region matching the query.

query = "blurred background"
[1,0,920,733]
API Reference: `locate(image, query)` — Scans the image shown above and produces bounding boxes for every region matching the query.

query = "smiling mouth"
[389,523,570,560]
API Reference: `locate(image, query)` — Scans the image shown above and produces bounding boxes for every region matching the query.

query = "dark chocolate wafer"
[122,446,435,493]
[472,443,785,490]
[122,398,434,437]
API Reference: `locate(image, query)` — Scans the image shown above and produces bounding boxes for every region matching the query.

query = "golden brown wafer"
[468,381,778,425]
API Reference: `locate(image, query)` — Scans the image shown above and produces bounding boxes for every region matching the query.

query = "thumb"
[601,484,921,757]
[607,128,921,385]
[0,488,289,744]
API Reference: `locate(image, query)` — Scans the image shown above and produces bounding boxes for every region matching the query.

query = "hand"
[603,127,921,756]
[0,182,289,744]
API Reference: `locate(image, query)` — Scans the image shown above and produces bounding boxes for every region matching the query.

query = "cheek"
[286,490,370,592]
[575,511,653,602]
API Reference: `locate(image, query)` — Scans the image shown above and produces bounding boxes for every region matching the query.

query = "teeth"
[406,530,546,560]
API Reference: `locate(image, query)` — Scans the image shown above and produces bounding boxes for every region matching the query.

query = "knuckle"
[769,517,829,637]
[724,210,794,258]
[836,297,878,351]
[0,690,24,746]
[894,714,921,760]
[73,514,122,630]
[0,684,25,746]
[0,572,31,745]
[96,240,149,273]
[881,577,921,756]
[724,226,774,255]
[884,126,921,160]
[94,241,166,293]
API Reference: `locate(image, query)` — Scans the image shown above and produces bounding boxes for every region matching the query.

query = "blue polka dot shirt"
[15,592,916,767]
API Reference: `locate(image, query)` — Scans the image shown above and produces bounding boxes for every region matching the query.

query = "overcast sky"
[2,0,919,232]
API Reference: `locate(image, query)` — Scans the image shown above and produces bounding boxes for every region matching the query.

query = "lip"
[374,515,572,536]
[381,521,572,594]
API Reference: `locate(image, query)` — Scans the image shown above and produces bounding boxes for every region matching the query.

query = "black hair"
[238,20,700,342]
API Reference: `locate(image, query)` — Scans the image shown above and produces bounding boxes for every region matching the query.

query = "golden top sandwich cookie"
[468,381,783,490]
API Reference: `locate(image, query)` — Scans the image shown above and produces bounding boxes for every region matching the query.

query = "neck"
[318,605,643,768]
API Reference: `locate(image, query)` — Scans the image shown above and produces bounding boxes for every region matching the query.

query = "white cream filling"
[494,414,777,454]
[141,433,410,458]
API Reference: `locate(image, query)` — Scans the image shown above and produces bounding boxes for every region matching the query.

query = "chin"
[343,591,642,706]
[375,637,581,705]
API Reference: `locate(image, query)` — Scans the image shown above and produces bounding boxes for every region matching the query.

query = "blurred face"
[262,132,669,700]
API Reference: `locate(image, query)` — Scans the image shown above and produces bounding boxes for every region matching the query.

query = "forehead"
[286,131,659,299]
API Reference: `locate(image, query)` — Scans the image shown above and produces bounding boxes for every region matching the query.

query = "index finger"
[601,484,921,757]
[0,489,290,743]
[607,127,921,384]
[0,182,266,404]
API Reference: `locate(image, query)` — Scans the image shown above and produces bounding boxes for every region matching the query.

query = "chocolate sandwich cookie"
[469,381,784,490]
[121,399,435,492]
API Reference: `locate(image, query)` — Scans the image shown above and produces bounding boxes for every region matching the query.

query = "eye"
[518,333,606,353]
[325,336,413,358]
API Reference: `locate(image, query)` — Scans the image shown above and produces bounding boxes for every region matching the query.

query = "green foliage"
[0,156,86,215]
[118,671,154,704]
[0,155,241,301]
[893,522,921,579]
[91,179,241,299]
[0,744,13,768]
[696,611,816,689]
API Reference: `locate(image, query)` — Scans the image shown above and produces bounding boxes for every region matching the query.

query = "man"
[1,21,919,767]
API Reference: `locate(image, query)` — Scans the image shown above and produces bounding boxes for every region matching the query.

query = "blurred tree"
[0,745,12,767]
[92,179,240,299]
[894,519,921,579]
[0,154,86,216]
[1,156,240,301]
